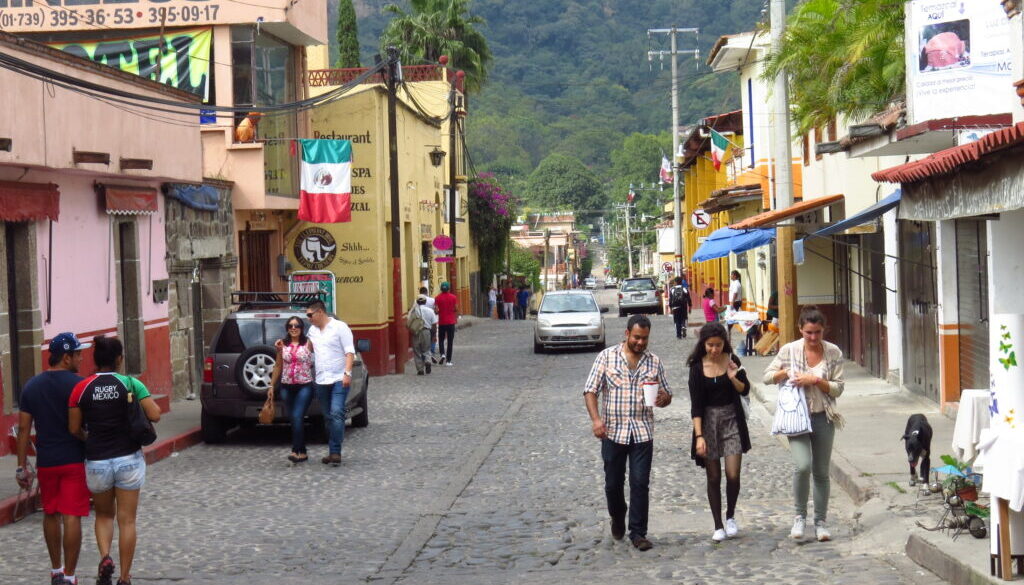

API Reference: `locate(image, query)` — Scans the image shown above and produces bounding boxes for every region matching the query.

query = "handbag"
[770,380,812,436]
[125,378,157,446]
[258,389,276,425]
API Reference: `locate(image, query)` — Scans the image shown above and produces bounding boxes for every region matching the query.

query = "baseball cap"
[418,293,430,301]
[440,282,450,291]
[49,332,91,357]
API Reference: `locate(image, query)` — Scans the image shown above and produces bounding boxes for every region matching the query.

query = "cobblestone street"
[0,299,944,584]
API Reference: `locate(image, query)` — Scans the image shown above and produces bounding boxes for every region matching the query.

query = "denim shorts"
[85,450,146,493]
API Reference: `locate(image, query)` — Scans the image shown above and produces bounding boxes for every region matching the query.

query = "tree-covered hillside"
[329,0,767,207]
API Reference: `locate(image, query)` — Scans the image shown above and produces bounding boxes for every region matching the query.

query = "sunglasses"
[287,323,302,330]
[305,312,315,318]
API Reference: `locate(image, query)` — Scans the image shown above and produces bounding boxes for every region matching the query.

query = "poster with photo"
[907,1,1015,123]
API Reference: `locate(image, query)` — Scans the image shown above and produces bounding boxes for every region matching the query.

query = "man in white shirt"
[409,294,438,375]
[305,300,355,466]
[728,271,743,310]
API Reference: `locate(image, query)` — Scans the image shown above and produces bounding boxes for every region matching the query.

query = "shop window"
[230,26,298,197]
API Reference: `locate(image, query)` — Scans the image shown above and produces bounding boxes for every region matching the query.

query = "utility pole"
[648,27,699,277]
[448,73,463,290]
[622,199,634,278]
[385,47,407,374]
[769,0,797,343]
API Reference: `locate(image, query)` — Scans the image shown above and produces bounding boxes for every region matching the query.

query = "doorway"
[900,220,940,401]
[239,230,273,292]
[116,221,144,375]
[4,222,38,406]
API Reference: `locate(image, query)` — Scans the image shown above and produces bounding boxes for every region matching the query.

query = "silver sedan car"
[533,290,608,353]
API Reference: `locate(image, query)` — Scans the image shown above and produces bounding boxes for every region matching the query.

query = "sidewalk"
[0,398,203,527]
[744,352,999,585]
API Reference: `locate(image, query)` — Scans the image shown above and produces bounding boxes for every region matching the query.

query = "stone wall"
[164,182,237,398]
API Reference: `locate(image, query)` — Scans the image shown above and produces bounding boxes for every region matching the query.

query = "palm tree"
[762,0,905,133]
[380,0,492,93]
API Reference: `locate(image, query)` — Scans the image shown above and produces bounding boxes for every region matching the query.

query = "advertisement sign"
[47,27,211,100]
[907,1,1015,123]
[288,271,336,316]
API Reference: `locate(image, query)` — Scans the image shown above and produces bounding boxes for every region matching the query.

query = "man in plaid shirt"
[583,314,672,551]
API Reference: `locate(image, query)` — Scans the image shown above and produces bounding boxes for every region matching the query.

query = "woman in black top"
[688,322,751,543]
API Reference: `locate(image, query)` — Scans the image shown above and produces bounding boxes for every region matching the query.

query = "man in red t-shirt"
[434,281,460,366]
[501,282,517,321]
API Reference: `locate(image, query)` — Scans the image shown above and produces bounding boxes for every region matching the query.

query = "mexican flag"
[298,139,352,223]
[659,155,673,184]
[710,128,729,171]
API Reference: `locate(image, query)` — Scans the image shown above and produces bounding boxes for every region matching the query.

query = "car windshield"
[622,279,655,292]
[540,295,599,313]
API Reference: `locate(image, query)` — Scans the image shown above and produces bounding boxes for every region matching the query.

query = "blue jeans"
[316,382,349,455]
[279,384,314,455]
[601,439,653,540]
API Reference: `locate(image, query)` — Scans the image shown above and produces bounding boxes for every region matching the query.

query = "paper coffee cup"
[643,383,659,407]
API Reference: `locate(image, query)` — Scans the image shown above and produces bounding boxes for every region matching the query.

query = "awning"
[729,194,844,229]
[0,181,60,222]
[99,184,158,215]
[692,227,775,262]
[806,189,901,238]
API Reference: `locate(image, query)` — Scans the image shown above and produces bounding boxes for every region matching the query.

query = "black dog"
[901,414,933,486]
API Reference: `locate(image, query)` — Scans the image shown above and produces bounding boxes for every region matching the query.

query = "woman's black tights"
[705,454,742,529]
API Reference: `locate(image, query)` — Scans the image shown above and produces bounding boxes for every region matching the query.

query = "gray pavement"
[0,298,945,584]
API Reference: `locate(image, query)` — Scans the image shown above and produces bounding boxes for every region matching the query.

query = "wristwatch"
[343,371,352,376]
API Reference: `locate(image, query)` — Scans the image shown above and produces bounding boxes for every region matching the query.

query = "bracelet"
[695,434,703,439]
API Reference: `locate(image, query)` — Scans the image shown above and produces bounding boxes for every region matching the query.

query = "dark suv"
[200,292,371,444]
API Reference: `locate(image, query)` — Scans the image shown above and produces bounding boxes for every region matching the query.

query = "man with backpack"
[668,276,692,339]
[407,294,437,375]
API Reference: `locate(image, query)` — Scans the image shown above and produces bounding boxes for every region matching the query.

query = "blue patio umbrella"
[691,227,776,263]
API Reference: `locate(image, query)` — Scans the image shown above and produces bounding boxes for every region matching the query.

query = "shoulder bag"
[125,377,158,446]
[770,379,812,436]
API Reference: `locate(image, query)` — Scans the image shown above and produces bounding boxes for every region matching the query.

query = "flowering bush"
[469,173,517,285]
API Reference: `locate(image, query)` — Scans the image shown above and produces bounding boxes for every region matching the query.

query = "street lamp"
[428,146,446,168]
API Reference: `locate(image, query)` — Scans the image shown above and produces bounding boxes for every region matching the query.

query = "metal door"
[900,220,940,401]
[831,238,851,352]
[860,232,887,378]
[955,219,989,393]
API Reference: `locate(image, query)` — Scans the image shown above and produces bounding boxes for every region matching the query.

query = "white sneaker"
[815,520,831,542]
[445,361,454,367]
[712,528,727,542]
[725,517,739,538]
[790,516,806,540]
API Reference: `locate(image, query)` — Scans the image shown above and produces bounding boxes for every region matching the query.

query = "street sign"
[697,236,708,243]
[289,271,337,315]
[691,209,712,230]
[662,262,674,272]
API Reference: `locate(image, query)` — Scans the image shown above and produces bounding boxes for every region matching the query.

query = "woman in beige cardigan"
[763,306,845,542]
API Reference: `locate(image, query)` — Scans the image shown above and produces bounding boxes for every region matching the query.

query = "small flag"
[660,155,673,184]
[627,189,635,203]
[710,129,729,171]
[298,139,352,223]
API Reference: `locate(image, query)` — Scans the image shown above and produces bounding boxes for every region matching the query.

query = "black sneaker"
[51,573,65,585]
[97,555,115,585]
[115,580,132,585]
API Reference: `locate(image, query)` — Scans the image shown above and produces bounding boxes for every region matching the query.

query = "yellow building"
[283,48,478,375]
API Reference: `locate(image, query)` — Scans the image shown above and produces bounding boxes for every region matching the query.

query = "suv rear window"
[213,319,268,353]
[622,279,655,292]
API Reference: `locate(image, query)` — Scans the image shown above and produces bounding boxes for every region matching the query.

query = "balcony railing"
[308,65,465,93]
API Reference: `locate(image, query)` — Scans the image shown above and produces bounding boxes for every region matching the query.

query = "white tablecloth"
[952,389,991,462]
[725,310,761,333]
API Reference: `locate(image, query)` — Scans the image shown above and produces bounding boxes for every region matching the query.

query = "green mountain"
[328,0,767,202]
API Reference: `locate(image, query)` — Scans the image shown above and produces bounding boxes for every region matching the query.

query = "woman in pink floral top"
[270,316,315,462]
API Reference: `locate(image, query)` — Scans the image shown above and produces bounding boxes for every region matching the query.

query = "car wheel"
[595,338,606,351]
[533,340,545,354]
[201,409,233,444]
[351,380,369,428]
[235,345,277,396]
[618,308,626,317]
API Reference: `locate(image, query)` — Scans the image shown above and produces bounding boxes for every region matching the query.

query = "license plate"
[632,293,646,300]
[561,329,580,336]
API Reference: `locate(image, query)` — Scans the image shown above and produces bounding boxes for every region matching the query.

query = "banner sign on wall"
[48,27,211,100]
[906,1,1015,124]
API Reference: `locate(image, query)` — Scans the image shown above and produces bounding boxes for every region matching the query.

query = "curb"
[750,383,877,505]
[0,425,202,528]
[906,533,1000,585]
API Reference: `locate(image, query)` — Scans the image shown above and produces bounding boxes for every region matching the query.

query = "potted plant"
[939,455,979,502]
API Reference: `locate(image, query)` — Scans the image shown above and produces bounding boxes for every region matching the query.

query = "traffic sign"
[662,262,674,272]
[691,209,712,229]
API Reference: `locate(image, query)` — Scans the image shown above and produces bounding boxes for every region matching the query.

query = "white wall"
[990,208,1024,314]
[883,207,903,383]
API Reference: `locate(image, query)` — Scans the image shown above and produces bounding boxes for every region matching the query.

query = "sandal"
[287,454,308,463]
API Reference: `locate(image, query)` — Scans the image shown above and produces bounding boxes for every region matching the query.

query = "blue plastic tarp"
[809,189,901,239]
[164,183,222,212]
[691,227,776,263]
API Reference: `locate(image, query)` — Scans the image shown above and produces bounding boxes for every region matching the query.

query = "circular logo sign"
[432,234,453,251]
[294,227,337,271]
[662,262,674,273]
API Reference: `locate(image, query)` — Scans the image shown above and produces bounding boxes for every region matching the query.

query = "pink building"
[0,32,203,452]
